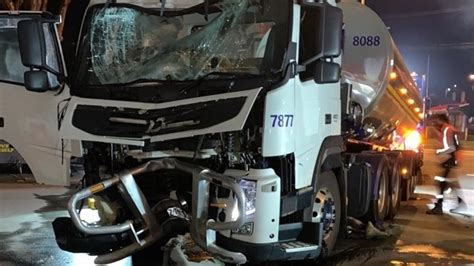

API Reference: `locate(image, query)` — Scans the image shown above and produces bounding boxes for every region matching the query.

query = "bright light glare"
[400,88,408,95]
[72,254,131,266]
[390,72,398,80]
[407,99,415,105]
[419,113,425,119]
[401,168,408,175]
[80,208,101,224]
[469,74,474,81]
[405,130,422,151]
[231,201,240,221]
[414,107,421,113]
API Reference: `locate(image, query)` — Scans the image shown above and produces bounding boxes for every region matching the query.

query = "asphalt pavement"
[325,148,474,265]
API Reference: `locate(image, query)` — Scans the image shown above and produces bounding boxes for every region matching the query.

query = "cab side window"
[0,18,61,88]
[43,23,61,88]
[0,19,28,84]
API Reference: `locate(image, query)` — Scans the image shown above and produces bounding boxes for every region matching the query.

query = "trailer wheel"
[410,169,422,199]
[387,167,401,220]
[401,169,421,201]
[365,163,390,224]
[311,171,341,256]
[401,177,412,201]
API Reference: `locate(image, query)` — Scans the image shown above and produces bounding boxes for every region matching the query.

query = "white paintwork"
[59,88,261,146]
[291,3,342,189]
[262,79,296,157]
[262,3,341,189]
[293,76,341,189]
[0,82,71,185]
[220,168,281,244]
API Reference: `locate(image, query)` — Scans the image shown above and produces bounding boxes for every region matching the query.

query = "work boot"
[426,203,443,215]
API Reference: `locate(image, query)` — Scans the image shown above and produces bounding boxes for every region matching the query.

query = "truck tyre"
[401,177,412,201]
[410,169,422,199]
[382,152,402,220]
[401,168,421,201]
[400,154,415,201]
[365,163,389,225]
[387,163,401,220]
[311,171,341,256]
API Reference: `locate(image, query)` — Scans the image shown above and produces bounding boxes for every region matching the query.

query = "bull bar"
[68,158,248,264]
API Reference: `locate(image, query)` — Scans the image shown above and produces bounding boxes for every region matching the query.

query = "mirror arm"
[299,52,324,69]
[42,65,62,77]
[295,64,306,73]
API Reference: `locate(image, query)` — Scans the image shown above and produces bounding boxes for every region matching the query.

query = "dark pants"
[437,155,457,205]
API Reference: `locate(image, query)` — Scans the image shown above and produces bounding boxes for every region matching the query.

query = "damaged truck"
[3,0,423,264]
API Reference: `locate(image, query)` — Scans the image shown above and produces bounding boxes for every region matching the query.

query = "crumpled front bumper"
[65,158,248,264]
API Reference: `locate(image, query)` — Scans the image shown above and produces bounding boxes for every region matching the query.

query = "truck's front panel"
[32,0,345,263]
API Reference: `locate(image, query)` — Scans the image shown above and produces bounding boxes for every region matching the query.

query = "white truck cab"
[0,12,71,185]
[7,0,423,264]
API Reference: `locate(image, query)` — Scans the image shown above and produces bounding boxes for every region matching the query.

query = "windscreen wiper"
[179,71,261,95]
[116,78,167,88]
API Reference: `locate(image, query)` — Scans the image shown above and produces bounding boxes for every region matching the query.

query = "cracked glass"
[77,0,290,85]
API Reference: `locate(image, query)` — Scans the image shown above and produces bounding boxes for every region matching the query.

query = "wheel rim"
[406,178,412,198]
[312,187,337,242]
[391,170,401,205]
[377,171,388,212]
[411,171,420,193]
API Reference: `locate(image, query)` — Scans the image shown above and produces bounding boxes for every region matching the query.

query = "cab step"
[280,241,319,253]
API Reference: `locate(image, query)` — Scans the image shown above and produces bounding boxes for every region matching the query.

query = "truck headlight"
[232,222,254,235]
[240,179,257,216]
[231,179,257,220]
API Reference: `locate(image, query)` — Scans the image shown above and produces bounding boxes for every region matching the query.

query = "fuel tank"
[338,0,422,136]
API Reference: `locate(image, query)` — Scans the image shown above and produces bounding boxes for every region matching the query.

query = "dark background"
[366,0,474,114]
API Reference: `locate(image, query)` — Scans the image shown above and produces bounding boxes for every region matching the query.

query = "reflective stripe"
[434,176,446,182]
[435,194,444,199]
[437,127,457,154]
[443,127,449,149]
[437,127,451,153]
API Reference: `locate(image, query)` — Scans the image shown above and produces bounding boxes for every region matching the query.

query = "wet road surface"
[0,183,130,266]
[325,199,474,265]
[324,148,474,265]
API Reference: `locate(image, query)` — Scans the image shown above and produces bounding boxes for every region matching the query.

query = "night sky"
[366,0,474,113]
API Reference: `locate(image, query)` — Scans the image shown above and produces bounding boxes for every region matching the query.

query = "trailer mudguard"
[346,156,372,218]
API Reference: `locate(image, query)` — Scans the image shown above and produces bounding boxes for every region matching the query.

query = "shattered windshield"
[76,0,290,86]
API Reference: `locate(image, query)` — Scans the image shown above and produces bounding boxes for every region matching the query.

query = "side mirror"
[314,61,341,84]
[318,5,343,58]
[18,19,47,69]
[17,15,62,92]
[24,71,50,93]
[300,2,343,64]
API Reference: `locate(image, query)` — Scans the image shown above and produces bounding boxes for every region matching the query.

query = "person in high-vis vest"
[426,114,460,215]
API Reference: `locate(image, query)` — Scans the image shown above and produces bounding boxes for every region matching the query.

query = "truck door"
[0,13,70,185]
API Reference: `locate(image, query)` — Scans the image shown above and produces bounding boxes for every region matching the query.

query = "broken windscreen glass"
[77,0,290,86]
